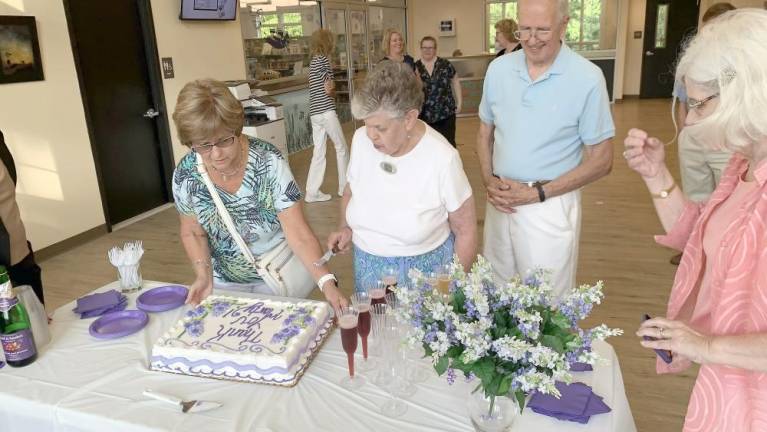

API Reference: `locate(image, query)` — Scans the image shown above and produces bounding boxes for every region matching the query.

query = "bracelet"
[317,273,337,292]
[650,182,677,199]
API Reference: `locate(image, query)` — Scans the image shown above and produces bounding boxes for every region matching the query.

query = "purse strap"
[195,153,257,266]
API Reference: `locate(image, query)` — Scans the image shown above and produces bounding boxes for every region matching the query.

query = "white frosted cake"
[150,295,333,386]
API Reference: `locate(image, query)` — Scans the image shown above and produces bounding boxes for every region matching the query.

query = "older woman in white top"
[327,61,477,291]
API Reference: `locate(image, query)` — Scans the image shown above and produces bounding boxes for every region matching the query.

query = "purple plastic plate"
[136,285,188,313]
[89,310,148,339]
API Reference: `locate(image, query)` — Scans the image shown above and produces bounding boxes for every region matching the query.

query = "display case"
[240,3,321,82]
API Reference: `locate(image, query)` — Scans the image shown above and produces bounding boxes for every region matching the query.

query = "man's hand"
[484,176,537,213]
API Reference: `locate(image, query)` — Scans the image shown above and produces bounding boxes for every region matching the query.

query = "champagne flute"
[381,315,409,416]
[371,303,389,385]
[339,307,364,389]
[381,266,399,294]
[435,264,451,297]
[370,280,387,306]
[351,291,376,371]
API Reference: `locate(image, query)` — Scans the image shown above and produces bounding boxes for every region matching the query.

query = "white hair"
[351,61,423,119]
[676,9,767,153]
[518,0,570,20]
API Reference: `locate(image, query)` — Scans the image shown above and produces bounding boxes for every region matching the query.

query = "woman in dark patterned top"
[305,29,349,203]
[415,36,462,147]
[171,79,347,311]
[494,19,522,57]
[380,28,415,72]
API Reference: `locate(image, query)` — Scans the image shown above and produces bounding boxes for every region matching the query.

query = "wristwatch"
[650,182,677,199]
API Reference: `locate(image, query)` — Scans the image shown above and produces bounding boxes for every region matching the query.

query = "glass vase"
[467,387,519,432]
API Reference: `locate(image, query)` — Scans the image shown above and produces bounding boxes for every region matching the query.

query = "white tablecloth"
[0,281,636,432]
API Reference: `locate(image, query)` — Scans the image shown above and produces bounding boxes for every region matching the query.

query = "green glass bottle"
[0,266,37,367]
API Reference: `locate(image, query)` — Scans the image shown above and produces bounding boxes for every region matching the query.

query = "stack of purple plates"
[73,289,127,319]
[136,285,188,313]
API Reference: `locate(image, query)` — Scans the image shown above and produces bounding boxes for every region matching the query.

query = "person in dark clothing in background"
[0,129,44,304]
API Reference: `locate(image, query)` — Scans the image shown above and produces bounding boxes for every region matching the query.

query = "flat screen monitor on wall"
[180,0,237,21]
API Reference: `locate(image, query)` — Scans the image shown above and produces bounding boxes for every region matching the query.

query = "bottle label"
[0,297,18,314]
[1,329,36,362]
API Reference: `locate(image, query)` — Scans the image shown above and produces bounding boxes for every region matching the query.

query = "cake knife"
[313,245,339,267]
[143,389,222,413]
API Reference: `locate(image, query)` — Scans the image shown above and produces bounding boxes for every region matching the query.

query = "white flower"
[577,349,607,366]
[425,297,449,321]
[455,320,492,363]
[428,331,451,360]
[492,336,532,362]
[515,371,560,397]
[589,324,623,341]
[528,344,565,370]
[514,309,543,339]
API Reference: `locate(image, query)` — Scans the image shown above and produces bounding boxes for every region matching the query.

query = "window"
[257,11,304,38]
[485,0,616,52]
[654,4,669,49]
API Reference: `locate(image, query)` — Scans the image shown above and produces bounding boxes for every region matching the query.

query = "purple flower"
[446,368,456,385]
[185,305,206,319]
[184,320,204,337]
[211,302,230,317]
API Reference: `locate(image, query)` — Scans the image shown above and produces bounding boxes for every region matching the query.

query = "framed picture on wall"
[0,16,44,85]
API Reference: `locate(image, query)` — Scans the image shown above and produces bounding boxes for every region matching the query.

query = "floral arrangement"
[395,256,622,412]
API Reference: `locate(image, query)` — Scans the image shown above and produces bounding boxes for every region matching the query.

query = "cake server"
[143,389,222,413]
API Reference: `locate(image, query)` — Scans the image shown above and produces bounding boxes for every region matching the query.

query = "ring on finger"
[659,327,665,337]
[622,150,630,159]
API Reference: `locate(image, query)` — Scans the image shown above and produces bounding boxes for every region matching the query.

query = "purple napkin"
[527,381,611,424]
[570,361,593,372]
[78,297,128,319]
[74,290,122,313]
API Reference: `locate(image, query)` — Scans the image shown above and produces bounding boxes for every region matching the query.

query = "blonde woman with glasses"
[170,79,346,311]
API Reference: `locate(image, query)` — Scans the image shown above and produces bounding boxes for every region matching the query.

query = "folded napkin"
[73,290,126,319]
[570,361,593,372]
[528,381,611,424]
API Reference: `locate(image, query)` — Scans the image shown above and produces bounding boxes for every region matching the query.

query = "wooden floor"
[40,98,693,431]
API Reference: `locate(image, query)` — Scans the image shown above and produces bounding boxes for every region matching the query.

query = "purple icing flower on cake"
[184,320,204,338]
[211,301,230,317]
[186,305,206,319]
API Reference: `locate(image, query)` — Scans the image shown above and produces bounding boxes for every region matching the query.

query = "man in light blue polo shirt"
[477,0,614,298]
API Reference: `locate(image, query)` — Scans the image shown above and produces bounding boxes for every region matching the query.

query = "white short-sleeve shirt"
[345,123,473,257]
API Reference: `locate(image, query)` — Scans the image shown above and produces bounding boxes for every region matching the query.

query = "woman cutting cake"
[170,79,346,311]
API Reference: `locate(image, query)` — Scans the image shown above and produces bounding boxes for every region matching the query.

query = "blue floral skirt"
[352,234,455,292]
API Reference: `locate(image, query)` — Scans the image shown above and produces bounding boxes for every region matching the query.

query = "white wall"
[0,0,106,250]
[149,0,247,164]
[622,0,646,96]
[0,0,247,251]
[407,0,485,57]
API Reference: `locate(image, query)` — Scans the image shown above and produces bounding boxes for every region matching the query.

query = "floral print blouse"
[415,57,457,123]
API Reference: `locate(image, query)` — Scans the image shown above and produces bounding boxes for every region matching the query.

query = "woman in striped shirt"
[305,29,349,203]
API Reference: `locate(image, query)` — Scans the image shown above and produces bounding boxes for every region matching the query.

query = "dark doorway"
[640,0,700,98]
[64,0,174,226]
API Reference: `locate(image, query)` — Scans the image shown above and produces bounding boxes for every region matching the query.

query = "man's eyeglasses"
[420,46,436,50]
[513,28,554,41]
[687,93,719,111]
[191,135,237,154]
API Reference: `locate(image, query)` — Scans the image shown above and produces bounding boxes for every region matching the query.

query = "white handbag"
[195,154,315,298]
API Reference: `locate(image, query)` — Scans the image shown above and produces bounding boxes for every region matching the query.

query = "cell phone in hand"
[642,314,673,364]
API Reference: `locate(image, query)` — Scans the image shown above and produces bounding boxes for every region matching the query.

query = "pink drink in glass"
[339,314,359,377]
[371,288,386,305]
[357,304,371,359]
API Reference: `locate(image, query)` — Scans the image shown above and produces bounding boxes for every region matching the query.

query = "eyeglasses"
[420,46,436,50]
[191,135,237,154]
[513,28,554,41]
[686,93,719,111]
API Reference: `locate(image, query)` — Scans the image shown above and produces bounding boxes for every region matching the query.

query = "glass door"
[322,3,368,133]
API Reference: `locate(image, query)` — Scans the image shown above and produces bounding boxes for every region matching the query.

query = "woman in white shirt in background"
[327,61,477,291]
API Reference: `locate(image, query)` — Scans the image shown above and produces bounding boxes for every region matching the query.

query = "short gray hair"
[518,0,569,20]
[351,61,423,119]
[675,9,767,153]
